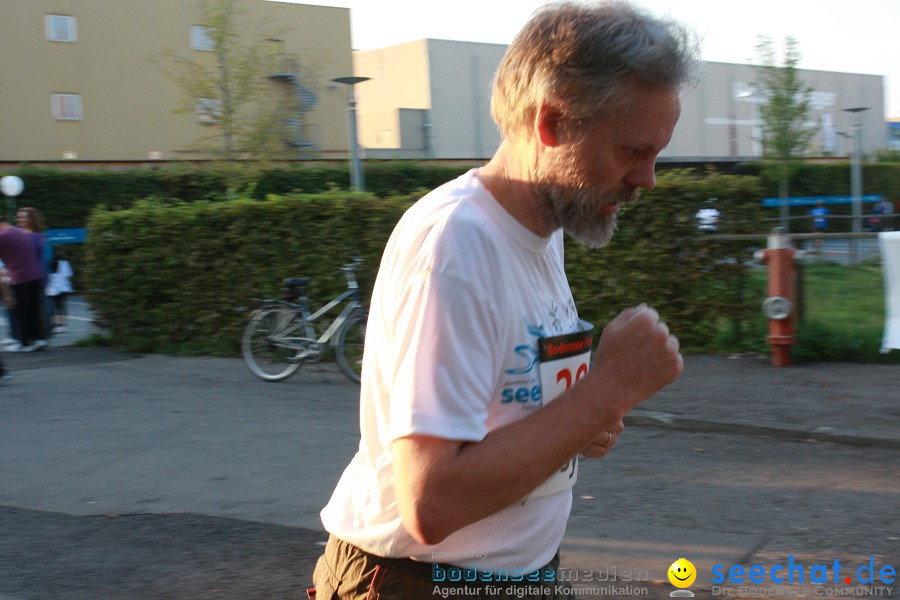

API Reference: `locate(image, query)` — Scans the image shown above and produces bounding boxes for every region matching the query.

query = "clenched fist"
[586,304,683,424]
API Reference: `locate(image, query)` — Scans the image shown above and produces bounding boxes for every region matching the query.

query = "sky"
[277,0,900,119]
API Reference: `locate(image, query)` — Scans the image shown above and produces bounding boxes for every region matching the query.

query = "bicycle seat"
[284,277,311,288]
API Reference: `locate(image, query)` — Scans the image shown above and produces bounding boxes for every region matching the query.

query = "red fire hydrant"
[758,228,796,367]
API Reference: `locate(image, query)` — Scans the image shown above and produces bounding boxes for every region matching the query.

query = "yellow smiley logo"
[668,558,697,588]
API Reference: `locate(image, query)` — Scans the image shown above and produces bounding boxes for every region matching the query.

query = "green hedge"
[83,170,767,355]
[5,160,896,234]
[735,161,900,197]
[2,163,472,229]
[83,189,411,354]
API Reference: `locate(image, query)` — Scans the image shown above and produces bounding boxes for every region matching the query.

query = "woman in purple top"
[17,207,52,347]
[0,216,47,351]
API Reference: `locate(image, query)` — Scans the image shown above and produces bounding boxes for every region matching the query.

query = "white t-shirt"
[46,259,73,296]
[695,207,719,231]
[320,169,584,574]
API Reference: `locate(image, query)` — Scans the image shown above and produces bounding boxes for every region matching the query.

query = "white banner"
[880,232,900,353]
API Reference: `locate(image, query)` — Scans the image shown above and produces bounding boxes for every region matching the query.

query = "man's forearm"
[392,374,619,545]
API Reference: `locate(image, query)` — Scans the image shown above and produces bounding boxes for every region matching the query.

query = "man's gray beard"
[533,182,638,249]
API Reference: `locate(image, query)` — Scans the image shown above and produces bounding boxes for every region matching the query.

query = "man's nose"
[626,157,657,190]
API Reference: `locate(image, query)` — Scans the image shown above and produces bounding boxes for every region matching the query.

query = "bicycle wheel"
[242,307,303,381]
[334,312,366,383]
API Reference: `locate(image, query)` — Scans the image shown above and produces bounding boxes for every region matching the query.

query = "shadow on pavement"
[0,506,325,600]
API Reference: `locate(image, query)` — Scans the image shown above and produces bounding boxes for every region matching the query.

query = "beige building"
[672,61,885,161]
[353,41,887,162]
[353,40,506,160]
[0,0,354,162]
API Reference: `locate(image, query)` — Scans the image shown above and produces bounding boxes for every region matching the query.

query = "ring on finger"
[601,431,613,447]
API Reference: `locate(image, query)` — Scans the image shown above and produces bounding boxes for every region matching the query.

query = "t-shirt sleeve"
[387,270,500,444]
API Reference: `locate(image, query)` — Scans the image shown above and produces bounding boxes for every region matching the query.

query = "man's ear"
[535,103,563,147]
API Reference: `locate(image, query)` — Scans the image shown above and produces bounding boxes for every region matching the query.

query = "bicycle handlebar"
[284,258,362,291]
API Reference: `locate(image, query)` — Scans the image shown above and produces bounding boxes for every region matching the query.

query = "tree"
[754,36,815,230]
[159,0,316,160]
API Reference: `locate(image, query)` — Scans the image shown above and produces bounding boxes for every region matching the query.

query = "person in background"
[865,197,894,232]
[808,200,831,252]
[312,2,697,598]
[696,198,720,232]
[0,273,12,383]
[0,259,20,347]
[16,207,52,348]
[46,245,74,334]
[0,215,45,352]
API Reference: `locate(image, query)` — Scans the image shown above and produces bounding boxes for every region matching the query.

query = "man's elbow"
[400,501,453,546]
[393,436,464,545]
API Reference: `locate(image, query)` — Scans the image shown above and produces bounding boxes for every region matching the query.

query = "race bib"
[527,321,593,499]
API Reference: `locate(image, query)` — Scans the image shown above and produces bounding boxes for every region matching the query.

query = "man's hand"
[580,419,624,459]
[587,304,683,424]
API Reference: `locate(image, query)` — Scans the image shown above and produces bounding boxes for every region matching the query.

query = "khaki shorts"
[312,535,575,600]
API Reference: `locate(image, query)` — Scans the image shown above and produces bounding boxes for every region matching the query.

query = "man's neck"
[477,140,553,237]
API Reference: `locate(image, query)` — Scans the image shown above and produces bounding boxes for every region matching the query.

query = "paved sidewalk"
[632,354,900,449]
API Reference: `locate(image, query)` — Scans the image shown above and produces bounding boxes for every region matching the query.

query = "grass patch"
[715,260,899,363]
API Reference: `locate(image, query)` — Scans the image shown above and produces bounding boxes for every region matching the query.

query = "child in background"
[0,259,17,346]
[0,273,11,384]
[46,245,73,334]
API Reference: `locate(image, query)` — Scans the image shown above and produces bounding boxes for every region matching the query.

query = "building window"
[376,130,393,146]
[45,15,77,42]
[51,94,83,120]
[191,26,215,51]
[195,98,221,124]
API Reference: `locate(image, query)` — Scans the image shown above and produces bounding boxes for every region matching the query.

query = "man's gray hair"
[491,0,700,140]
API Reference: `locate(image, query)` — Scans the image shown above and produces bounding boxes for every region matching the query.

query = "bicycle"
[242,258,367,383]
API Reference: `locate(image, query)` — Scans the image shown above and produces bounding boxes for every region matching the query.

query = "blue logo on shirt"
[504,322,545,375]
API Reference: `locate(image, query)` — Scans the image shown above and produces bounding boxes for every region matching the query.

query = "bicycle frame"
[304,288,363,346]
[259,288,361,349]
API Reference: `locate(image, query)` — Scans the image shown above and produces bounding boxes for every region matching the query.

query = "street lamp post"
[0,175,24,222]
[843,107,869,265]
[332,76,370,192]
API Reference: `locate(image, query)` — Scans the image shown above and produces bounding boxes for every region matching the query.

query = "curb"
[626,410,900,450]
